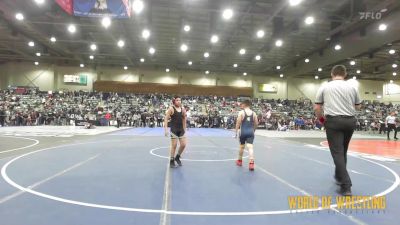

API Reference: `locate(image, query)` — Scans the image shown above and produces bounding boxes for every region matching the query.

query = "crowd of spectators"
[0,89,398,134]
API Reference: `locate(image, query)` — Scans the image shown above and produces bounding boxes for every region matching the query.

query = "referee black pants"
[387,124,397,139]
[325,116,356,189]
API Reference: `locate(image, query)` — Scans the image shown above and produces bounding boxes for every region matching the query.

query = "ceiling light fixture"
[15,13,24,21]
[34,0,45,5]
[275,39,283,47]
[184,25,191,32]
[90,44,97,51]
[222,9,233,20]
[142,29,150,39]
[149,47,155,55]
[117,40,125,48]
[180,44,188,52]
[289,0,303,6]
[68,24,76,33]
[211,35,219,43]
[378,23,387,31]
[305,16,315,25]
[132,0,144,14]
[256,30,265,38]
[101,17,111,28]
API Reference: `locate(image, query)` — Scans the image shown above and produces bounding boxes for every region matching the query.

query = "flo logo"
[359,12,382,20]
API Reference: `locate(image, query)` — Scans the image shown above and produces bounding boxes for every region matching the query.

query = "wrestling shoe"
[175,155,182,166]
[249,161,255,171]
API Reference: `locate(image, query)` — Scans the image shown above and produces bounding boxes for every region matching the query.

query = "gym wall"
[0,62,395,102]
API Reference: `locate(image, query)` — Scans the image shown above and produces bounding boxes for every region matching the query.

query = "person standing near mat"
[235,99,258,171]
[314,65,361,196]
[164,96,187,168]
[0,107,5,127]
[385,111,398,140]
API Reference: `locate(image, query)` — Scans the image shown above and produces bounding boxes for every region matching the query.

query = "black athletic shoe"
[337,187,352,196]
[175,155,182,166]
[395,137,398,140]
[170,159,176,168]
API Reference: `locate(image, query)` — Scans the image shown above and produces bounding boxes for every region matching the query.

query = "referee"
[385,111,398,140]
[314,65,361,196]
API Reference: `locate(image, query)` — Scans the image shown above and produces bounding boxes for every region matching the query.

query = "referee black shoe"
[338,187,352,196]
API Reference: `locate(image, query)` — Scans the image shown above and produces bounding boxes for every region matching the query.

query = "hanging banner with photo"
[73,0,130,18]
[56,0,73,15]
[64,74,88,85]
[258,84,278,93]
[385,83,400,95]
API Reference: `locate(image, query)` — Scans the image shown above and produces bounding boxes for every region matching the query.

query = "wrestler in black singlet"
[170,106,185,138]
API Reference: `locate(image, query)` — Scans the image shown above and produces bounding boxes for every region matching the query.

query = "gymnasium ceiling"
[0,0,399,80]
